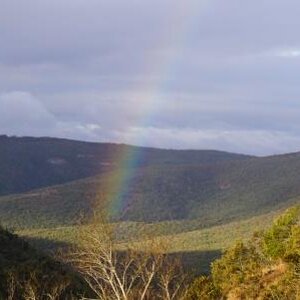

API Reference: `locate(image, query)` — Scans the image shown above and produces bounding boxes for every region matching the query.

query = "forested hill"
[0,135,250,196]
[2,135,300,231]
[1,145,300,229]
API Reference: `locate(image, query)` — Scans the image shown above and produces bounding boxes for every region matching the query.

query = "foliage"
[211,241,265,296]
[263,205,300,259]
[186,206,300,299]
[184,276,220,300]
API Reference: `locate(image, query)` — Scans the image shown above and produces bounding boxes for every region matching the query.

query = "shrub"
[189,206,300,299]
[262,206,300,259]
[185,276,220,300]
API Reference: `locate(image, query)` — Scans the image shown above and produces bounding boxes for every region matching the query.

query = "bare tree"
[7,272,17,300]
[158,256,188,300]
[67,221,187,300]
[5,271,72,300]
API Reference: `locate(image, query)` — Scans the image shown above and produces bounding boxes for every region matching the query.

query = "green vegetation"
[17,208,279,252]
[186,206,300,299]
[17,206,286,276]
[1,161,300,231]
[1,137,300,231]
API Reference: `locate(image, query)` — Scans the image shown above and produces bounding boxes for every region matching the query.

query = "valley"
[1,136,300,298]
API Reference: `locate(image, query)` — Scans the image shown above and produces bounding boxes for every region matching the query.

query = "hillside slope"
[1,150,300,229]
[0,226,85,299]
[0,135,249,196]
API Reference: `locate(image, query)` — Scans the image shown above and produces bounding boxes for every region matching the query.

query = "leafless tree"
[67,221,187,300]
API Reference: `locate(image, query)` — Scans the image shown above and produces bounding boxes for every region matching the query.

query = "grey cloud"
[0,92,56,133]
[1,0,300,155]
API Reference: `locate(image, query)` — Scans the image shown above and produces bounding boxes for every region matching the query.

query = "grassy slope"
[18,204,295,275]
[18,202,297,253]
[17,200,300,274]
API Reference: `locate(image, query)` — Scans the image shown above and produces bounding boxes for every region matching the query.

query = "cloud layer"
[1,0,300,155]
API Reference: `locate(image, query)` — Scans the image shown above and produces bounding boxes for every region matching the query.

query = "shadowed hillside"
[0,226,86,299]
[0,135,250,196]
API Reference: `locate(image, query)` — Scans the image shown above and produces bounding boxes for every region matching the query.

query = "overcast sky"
[1,0,300,155]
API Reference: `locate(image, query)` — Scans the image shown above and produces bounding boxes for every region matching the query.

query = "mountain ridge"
[0,135,251,196]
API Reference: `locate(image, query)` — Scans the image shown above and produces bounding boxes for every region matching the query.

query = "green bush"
[188,206,300,299]
[263,206,300,259]
[185,276,220,300]
[211,241,265,298]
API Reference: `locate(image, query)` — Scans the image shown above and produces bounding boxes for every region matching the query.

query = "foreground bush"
[186,205,300,299]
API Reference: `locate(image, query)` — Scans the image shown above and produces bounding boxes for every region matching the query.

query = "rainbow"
[96,1,209,219]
